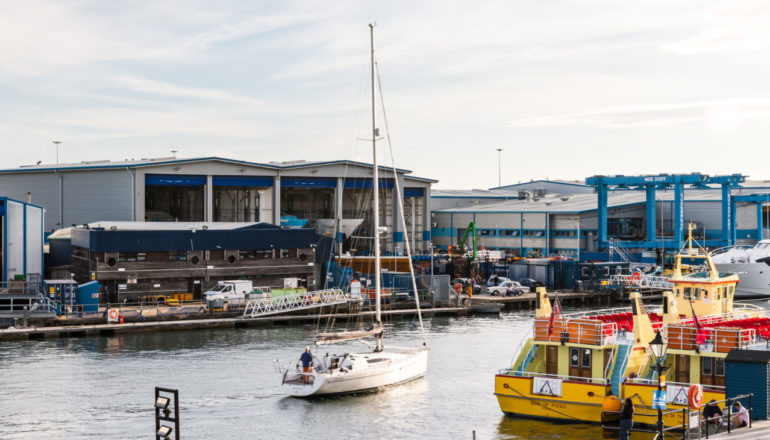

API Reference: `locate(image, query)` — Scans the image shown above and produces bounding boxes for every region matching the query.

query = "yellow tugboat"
[495,225,758,428]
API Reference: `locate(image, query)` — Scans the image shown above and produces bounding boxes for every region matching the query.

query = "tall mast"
[370,23,383,352]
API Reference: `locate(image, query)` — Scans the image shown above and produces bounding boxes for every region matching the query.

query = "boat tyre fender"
[688,384,703,409]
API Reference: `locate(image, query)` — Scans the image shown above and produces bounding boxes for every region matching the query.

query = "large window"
[214,188,260,222]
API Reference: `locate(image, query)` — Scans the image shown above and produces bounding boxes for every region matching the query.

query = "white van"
[204,280,253,305]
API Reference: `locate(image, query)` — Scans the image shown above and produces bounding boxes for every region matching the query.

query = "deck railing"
[497,369,608,386]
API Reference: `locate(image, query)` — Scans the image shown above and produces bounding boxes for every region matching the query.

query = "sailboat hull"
[281,347,428,397]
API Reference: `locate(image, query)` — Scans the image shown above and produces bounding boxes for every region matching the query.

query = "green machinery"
[457,221,478,262]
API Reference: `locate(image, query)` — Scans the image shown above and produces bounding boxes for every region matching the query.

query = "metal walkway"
[608,274,673,289]
[242,289,350,319]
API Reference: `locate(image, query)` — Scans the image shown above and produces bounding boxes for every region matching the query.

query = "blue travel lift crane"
[585,173,746,251]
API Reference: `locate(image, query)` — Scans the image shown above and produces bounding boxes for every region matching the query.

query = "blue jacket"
[300,352,313,367]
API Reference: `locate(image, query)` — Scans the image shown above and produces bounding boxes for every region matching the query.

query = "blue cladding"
[343,179,394,189]
[280,177,336,188]
[404,188,424,197]
[77,281,101,313]
[726,352,770,420]
[422,230,431,241]
[146,174,206,186]
[212,176,273,187]
[73,227,319,252]
[393,231,404,243]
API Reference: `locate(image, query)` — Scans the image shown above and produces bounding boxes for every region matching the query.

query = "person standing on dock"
[300,346,314,384]
[619,398,634,440]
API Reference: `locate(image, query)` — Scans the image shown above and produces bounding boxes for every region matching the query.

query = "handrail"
[498,369,607,385]
[603,342,616,380]
[510,327,534,370]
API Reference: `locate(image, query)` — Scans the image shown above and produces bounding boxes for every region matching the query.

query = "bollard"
[119,314,124,325]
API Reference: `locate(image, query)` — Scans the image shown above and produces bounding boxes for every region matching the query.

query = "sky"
[1,1,769,188]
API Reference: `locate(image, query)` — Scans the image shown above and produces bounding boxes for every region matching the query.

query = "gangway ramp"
[242,289,350,319]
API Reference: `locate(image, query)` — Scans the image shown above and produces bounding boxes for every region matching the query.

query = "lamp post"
[496,148,503,187]
[52,140,62,164]
[649,330,669,439]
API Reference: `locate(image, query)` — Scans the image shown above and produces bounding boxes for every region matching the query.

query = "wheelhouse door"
[546,346,558,375]
[675,355,690,384]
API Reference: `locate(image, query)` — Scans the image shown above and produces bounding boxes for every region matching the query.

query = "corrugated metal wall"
[0,174,60,231]
[5,200,24,279]
[25,204,43,275]
[61,170,133,228]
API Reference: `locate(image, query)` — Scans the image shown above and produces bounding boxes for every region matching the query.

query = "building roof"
[0,156,438,182]
[431,189,522,198]
[489,179,591,191]
[438,187,770,214]
[1,157,279,173]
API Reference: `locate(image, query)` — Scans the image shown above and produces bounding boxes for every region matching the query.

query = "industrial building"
[0,196,44,282]
[0,157,435,254]
[68,221,325,303]
[432,174,770,258]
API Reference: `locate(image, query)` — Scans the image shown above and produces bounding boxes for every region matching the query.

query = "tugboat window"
[570,348,579,367]
[715,358,725,376]
[582,349,591,368]
[702,357,713,375]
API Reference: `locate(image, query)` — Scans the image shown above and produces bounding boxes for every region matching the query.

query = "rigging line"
[375,60,427,346]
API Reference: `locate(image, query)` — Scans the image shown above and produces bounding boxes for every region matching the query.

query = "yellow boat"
[496,224,759,428]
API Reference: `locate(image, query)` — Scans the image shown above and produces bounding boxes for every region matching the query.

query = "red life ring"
[687,384,703,409]
[632,272,641,281]
[108,309,119,322]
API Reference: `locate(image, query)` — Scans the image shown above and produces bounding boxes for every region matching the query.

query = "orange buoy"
[119,314,124,324]
[688,384,703,409]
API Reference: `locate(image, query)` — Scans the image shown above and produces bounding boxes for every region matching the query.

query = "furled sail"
[315,323,383,346]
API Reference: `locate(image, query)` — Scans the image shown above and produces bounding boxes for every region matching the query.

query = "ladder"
[242,289,350,319]
[609,343,632,396]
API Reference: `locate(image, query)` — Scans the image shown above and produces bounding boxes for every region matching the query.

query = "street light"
[52,140,62,164]
[496,148,503,187]
[649,330,669,439]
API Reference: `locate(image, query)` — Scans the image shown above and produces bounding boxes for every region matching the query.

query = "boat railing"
[533,316,618,346]
[625,377,726,395]
[709,244,753,257]
[562,306,632,320]
[667,325,758,353]
[497,369,607,386]
[509,327,534,369]
[603,343,617,380]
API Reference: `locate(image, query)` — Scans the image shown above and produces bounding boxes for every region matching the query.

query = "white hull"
[280,346,428,397]
[715,262,770,297]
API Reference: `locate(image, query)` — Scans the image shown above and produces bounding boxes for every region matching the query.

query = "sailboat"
[277,24,428,397]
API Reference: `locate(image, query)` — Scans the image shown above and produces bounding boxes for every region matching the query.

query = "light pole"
[649,330,669,439]
[496,148,503,187]
[53,140,62,164]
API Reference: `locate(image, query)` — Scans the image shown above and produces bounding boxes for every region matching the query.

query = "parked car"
[486,276,511,287]
[488,281,528,296]
[519,278,542,290]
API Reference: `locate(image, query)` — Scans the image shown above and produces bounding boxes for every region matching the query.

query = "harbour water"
[12,301,761,439]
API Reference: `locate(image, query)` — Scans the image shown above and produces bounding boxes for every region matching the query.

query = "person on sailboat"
[300,347,313,384]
